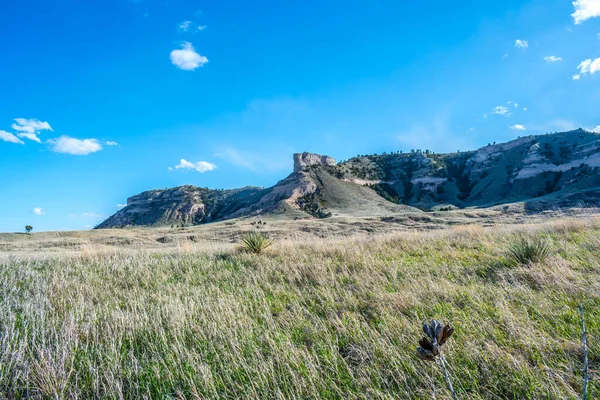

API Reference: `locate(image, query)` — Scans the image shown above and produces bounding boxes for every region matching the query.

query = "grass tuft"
[240,231,274,254]
[507,235,552,265]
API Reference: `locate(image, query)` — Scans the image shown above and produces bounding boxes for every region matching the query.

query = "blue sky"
[1,0,600,232]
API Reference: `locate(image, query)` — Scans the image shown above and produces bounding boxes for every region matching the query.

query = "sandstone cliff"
[293,152,336,172]
[97,130,600,228]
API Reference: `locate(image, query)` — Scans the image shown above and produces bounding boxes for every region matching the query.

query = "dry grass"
[0,218,599,398]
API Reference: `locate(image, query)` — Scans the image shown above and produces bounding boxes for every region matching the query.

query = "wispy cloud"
[81,212,103,218]
[528,120,578,133]
[178,20,206,33]
[493,105,511,116]
[572,0,600,24]
[49,136,103,155]
[11,118,53,143]
[33,207,44,216]
[105,141,118,146]
[178,20,192,32]
[515,39,528,49]
[544,55,562,63]
[0,130,24,144]
[170,159,217,173]
[214,148,291,172]
[573,57,600,80]
[510,124,526,131]
[116,204,127,209]
[170,42,208,71]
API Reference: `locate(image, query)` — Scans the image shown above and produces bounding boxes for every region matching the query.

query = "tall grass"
[0,223,598,398]
[507,235,552,265]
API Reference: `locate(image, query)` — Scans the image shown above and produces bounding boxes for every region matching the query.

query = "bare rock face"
[97,130,600,229]
[96,185,263,228]
[293,152,336,172]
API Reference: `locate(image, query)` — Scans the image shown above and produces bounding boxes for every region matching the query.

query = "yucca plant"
[240,231,274,254]
[416,320,457,400]
[507,235,551,265]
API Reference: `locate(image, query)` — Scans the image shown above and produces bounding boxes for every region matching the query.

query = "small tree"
[25,225,33,234]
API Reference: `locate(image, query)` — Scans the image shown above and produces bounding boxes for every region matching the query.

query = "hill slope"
[337,129,600,209]
[97,130,600,228]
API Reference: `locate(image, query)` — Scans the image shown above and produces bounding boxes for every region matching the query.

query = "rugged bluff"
[336,129,600,209]
[97,130,600,228]
[96,186,263,229]
[293,152,336,172]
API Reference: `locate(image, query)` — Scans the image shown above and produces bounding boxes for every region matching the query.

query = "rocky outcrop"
[96,185,262,228]
[293,152,336,172]
[339,129,600,209]
[97,130,600,228]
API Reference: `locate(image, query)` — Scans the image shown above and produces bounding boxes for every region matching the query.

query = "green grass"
[0,220,599,399]
[507,235,552,265]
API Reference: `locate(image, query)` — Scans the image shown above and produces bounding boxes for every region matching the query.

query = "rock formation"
[97,130,600,228]
[293,152,336,172]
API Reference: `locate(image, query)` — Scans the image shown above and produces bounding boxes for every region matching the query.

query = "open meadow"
[0,216,599,399]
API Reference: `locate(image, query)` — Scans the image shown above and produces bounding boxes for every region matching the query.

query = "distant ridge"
[97,130,600,228]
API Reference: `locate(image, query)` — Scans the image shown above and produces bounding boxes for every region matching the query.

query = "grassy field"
[0,218,599,399]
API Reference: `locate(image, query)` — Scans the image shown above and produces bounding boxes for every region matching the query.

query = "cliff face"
[97,130,600,228]
[293,152,336,172]
[338,129,600,209]
[96,186,263,228]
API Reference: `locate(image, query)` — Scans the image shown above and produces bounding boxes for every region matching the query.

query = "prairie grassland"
[1,218,599,399]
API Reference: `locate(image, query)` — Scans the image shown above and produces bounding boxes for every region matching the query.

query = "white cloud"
[173,159,217,173]
[170,42,208,71]
[514,103,519,108]
[515,39,528,49]
[572,0,600,24]
[573,57,600,79]
[510,124,526,131]
[0,130,24,144]
[105,141,118,146]
[12,118,52,133]
[11,118,53,142]
[178,20,192,32]
[49,136,103,155]
[17,132,42,143]
[33,207,44,215]
[544,56,562,63]
[493,105,511,116]
[197,25,207,31]
[116,204,127,209]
